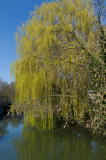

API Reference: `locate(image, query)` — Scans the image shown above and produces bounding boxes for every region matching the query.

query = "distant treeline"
[0,77,15,102]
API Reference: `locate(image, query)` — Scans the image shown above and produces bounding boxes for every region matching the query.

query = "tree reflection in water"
[0,115,23,139]
[12,121,106,160]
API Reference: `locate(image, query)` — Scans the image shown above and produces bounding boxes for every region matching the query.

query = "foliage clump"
[11,0,106,135]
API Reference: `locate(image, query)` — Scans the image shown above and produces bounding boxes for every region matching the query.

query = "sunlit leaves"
[11,0,98,130]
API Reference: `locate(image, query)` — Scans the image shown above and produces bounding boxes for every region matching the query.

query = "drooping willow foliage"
[11,0,99,129]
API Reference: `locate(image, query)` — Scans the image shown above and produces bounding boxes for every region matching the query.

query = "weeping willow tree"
[11,0,99,129]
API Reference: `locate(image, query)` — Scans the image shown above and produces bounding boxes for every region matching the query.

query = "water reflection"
[12,123,106,160]
[0,115,23,139]
[0,120,9,139]
[0,115,23,160]
[0,115,106,160]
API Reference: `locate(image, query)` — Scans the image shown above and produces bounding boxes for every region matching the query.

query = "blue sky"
[0,0,52,83]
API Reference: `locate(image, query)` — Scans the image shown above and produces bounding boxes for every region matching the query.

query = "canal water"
[0,115,106,160]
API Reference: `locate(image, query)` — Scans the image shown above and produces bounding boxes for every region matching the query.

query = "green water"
[0,115,106,160]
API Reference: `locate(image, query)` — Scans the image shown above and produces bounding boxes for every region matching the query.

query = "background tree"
[0,77,15,102]
[85,0,106,135]
[93,0,106,63]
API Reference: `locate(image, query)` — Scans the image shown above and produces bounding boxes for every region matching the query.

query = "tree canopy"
[11,0,105,133]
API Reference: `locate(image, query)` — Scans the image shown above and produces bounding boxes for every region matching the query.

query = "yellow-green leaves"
[11,0,96,129]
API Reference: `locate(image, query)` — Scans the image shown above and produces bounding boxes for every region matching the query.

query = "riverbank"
[0,101,12,118]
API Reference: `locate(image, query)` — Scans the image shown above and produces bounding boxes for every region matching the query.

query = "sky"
[0,0,52,83]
